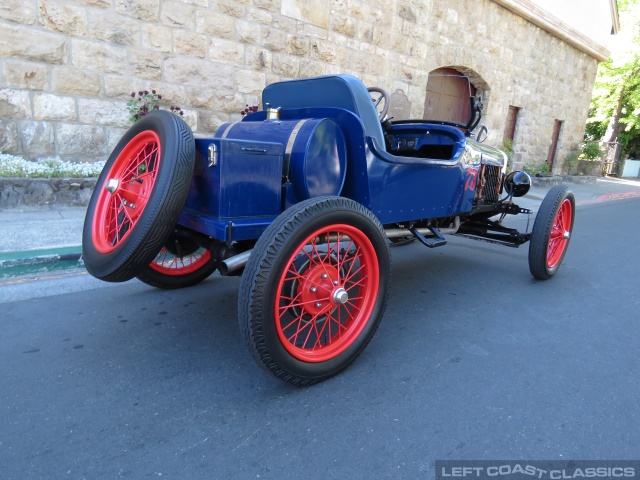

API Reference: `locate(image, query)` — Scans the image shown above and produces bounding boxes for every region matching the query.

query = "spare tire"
[82,111,195,282]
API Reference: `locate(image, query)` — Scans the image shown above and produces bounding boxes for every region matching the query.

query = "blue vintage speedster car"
[83,74,575,385]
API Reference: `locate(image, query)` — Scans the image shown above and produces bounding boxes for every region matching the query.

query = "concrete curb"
[0,246,83,278]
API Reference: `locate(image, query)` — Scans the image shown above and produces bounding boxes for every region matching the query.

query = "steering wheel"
[368,86,390,121]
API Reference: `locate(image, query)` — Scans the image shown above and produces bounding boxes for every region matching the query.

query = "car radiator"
[475,164,503,204]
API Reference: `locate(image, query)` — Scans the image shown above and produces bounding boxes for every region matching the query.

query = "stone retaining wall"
[0,178,97,209]
[1,0,599,173]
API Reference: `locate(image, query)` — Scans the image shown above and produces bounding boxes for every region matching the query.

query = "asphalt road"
[2,198,639,479]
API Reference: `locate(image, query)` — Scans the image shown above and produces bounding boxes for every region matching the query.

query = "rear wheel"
[528,185,575,280]
[82,111,195,282]
[238,196,391,386]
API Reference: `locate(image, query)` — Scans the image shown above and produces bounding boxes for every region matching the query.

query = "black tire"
[528,184,575,280]
[83,111,195,282]
[135,232,218,289]
[238,196,391,386]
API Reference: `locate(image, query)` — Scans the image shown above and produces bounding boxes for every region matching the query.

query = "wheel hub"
[298,264,345,316]
[105,178,119,194]
[332,287,348,305]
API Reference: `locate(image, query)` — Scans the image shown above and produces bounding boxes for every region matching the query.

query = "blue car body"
[177,74,507,243]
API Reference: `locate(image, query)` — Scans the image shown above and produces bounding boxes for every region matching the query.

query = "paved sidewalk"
[1,177,639,278]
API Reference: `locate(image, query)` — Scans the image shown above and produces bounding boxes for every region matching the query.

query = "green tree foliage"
[586,0,640,158]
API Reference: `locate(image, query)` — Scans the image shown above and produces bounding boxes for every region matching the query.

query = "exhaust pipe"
[219,249,252,276]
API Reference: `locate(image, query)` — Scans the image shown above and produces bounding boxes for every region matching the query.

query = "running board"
[409,224,447,248]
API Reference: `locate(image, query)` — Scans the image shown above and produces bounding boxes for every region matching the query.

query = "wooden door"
[424,67,476,124]
[547,120,563,168]
[503,106,520,142]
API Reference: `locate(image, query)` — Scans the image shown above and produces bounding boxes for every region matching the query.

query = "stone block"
[245,46,272,71]
[235,70,265,95]
[281,0,329,28]
[299,59,326,78]
[253,0,279,12]
[197,111,229,134]
[68,0,110,7]
[272,53,299,77]
[104,75,140,100]
[72,40,127,74]
[52,67,102,96]
[88,10,141,46]
[164,57,235,91]
[19,120,55,155]
[0,119,20,154]
[39,0,87,37]
[214,0,247,18]
[160,1,196,29]
[56,123,107,156]
[214,92,246,114]
[331,15,356,38]
[106,126,128,153]
[129,49,164,80]
[207,38,245,67]
[174,31,208,58]
[144,82,185,106]
[3,60,48,90]
[142,23,173,53]
[78,99,130,127]
[261,27,287,52]
[0,24,67,64]
[185,87,215,109]
[25,180,55,206]
[196,10,234,38]
[237,20,260,44]
[1,0,37,25]
[287,35,310,56]
[0,89,32,118]
[115,0,160,21]
[33,93,76,121]
[246,6,272,24]
[181,109,197,130]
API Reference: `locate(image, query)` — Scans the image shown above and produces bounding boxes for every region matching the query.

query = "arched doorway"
[423,67,477,124]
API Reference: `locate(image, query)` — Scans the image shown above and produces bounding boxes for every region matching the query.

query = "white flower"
[0,153,105,178]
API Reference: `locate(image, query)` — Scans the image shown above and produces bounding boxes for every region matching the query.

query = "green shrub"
[580,141,603,160]
[564,151,580,175]
[523,162,551,176]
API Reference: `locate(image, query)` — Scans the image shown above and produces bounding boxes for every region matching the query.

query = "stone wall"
[0,0,599,173]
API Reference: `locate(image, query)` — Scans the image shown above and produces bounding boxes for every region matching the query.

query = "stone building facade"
[0,0,616,172]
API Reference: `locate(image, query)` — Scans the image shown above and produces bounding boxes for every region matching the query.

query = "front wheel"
[528,185,575,280]
[238,196,391,386]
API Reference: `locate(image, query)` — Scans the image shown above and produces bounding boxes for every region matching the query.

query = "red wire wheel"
[529,185,575,280]
[148,247,212,276]
[546,198,573,269]
[239,196,391,386]
[135,230,218,289]
[275,224,380,362]
[91,130,161,254]
[83,111,195,282]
